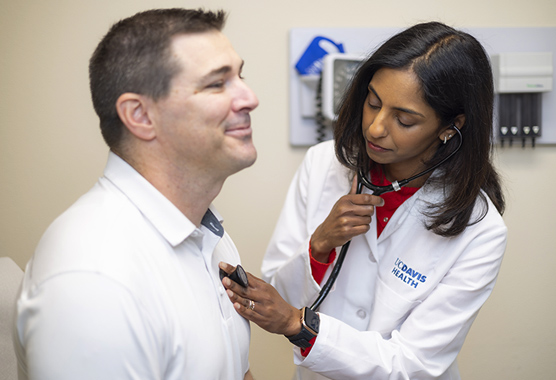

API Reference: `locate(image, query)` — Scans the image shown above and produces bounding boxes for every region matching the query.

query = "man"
[14,8,257,380]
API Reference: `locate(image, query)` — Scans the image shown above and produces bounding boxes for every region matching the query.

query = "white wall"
[1,0,555,379]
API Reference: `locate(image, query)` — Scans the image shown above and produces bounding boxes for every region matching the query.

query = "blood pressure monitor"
[320,53,364,121]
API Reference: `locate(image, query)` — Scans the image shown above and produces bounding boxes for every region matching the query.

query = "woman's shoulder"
[475,190,507,229]
[417,184,507,233]
[305,139,336,161]
[302,140,350,185]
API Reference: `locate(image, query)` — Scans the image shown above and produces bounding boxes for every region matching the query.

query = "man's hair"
[89,8,226,150]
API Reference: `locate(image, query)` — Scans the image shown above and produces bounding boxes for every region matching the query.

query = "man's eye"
[207,81,224,89]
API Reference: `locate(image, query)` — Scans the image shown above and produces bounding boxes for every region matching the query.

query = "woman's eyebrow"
[368,84,380,103]
[368,83,426,118]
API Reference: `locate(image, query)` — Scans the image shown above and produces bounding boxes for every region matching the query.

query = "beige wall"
[2,0,555,378]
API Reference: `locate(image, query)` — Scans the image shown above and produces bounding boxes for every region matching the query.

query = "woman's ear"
[439,114,465,143]
[116,93,156,141]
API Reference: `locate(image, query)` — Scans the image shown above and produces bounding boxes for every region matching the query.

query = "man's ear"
[116,93,156,141]
[439,114,466,143]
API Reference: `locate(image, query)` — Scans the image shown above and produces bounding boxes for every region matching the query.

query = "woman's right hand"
[220,262,302,337]
[310,176,384,263]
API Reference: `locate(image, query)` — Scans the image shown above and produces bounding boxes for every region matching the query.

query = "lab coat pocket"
[368,277,421,337]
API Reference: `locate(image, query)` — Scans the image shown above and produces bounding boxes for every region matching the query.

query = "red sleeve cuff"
[309,241,337,285]
[300,336,317,357]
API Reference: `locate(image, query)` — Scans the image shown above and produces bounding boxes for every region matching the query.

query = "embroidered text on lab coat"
[391,258,428,288]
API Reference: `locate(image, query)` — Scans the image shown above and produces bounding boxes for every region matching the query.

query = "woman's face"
[362,67,445,181]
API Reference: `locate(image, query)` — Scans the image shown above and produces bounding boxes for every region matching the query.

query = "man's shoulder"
[46,179,141,243]
[28,179,155,284]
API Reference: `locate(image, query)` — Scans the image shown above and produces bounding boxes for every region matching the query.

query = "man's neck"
[115,151,224,227]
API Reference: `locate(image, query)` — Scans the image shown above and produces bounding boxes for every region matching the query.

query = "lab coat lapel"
[363,220,379,263]
[377,191,422,244]
[362,186,379,262]
[309,161,352,233]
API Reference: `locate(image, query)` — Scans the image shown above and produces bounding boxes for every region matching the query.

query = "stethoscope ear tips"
[443,124,461,144]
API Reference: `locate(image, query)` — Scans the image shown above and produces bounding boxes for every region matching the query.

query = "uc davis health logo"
[391,258,427,289]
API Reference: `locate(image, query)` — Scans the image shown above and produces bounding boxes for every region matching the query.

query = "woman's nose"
[365,111,388,138]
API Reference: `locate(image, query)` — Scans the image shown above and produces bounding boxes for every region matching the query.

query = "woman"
[221,21,507,379]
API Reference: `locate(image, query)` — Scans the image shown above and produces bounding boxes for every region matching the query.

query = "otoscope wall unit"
[289,27,556,147]
[492,52,553,147]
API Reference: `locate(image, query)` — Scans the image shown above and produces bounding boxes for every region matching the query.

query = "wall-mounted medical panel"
[491,52,553,147]
[289,27,556,146]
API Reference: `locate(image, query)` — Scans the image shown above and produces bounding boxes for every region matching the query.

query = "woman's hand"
[310,176,384,262]
[219,262,302,337]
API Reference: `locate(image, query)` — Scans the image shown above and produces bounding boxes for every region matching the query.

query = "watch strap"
[286,307,319,348]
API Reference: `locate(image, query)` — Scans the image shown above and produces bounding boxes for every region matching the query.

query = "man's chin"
[242,149,257,169]
[233,147,257,174]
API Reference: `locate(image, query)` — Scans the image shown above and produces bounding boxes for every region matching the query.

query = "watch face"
[304,307,320,334]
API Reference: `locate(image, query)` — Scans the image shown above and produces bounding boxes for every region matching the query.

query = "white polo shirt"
[14,152,250,380]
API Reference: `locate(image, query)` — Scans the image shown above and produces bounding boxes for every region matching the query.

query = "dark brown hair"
[89,8,226,151]
[334,22,505,237]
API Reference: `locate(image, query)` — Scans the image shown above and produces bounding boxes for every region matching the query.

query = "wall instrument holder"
[491,52,552,148]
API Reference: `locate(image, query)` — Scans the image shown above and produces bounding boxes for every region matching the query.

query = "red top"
[373,170,419,237]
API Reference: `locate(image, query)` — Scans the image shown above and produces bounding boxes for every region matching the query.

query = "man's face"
[149,31,259,180]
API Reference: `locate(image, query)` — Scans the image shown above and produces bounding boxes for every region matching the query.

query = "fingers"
[237,297,256,315]
[220,265,263,313]
[335,194,379,222]
[347,192,384,208]
[220,267,264,324]
[222,275,252,313]
[220,264,303,335]
[232,292,255,312]
[349,175,359,195]
[221,273,248,298]
[349,173,384,206]
[218,261,235,278]
[311,194,377,254]
[219,262,254,300]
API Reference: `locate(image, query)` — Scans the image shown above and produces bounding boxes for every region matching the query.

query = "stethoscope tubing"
[310,125,462,311]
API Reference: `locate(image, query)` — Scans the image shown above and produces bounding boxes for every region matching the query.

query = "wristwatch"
[286,307,320,348]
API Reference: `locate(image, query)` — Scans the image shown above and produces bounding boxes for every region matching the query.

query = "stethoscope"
[310,124,462,311]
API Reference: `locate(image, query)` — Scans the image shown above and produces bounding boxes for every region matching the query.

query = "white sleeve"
[295,213,507,379]
[16,272,163,380]
[261,143,325,309]
[262,140,351,309]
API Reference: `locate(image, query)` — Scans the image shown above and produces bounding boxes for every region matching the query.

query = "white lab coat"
[262,140,507,380]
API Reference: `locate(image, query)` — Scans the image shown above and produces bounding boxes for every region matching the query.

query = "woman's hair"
[334,21,505,237]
